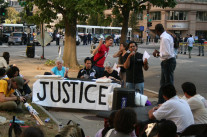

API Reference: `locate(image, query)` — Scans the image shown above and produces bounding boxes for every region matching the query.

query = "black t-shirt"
[123,52,144,83]
[119,54,126,72]
[77,68,96,79]
[103,70,121,80]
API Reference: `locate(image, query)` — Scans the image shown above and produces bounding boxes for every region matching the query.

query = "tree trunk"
[62,16,79,69]
[120,6,130,44]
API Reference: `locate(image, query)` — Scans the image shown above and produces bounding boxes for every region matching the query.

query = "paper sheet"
[143,51,150,61]
[113,63,120,74]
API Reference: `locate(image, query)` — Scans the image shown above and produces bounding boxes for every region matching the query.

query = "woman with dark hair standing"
[105,108,137,137]
[113,43,128,87]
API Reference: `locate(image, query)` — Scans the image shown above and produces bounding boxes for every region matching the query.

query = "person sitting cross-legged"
[182,82,207,124]
[6,66,32,98]
[77,57,97,79]
[148,83,194,133]
[0,76,26,111]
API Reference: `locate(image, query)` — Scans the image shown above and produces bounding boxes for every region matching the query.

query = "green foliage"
[87,12,111,26]
[6,7,20,22]
[129,11,139,29]
[21,0,106,25]
[45,59,56,66]
[111,7,123,27]
[105,0,177,42]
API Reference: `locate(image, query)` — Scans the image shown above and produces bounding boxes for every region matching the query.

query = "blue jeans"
[158,58,176,104]
[93,65,104,78]
[126,82,144,94]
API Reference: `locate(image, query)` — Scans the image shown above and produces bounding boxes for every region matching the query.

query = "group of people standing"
[177,34,205,58]
[81,33,92,45]
[76,35,149,94]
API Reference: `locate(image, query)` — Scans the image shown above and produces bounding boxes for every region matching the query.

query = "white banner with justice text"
[32,79,121,110]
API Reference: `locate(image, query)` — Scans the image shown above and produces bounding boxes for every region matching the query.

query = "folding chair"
[178,124,207,137]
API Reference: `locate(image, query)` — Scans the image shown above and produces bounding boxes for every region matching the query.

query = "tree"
[129,11,139,40]
[87,12,112,26]
[22,0,105,69]
[105,0,177,43]
[5,7,20,24]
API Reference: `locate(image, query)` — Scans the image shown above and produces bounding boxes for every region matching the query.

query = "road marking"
[176,59,194,63]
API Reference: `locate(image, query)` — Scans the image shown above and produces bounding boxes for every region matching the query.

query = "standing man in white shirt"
[181,82,207,124]
[187,34,195,58]
[148,84,194,133]
[56,32,60,46]
[153,24,176,104]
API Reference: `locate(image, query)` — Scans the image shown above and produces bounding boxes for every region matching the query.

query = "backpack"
[55,120,85,137]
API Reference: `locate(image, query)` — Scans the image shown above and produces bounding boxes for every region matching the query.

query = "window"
[151,12,161,20]
[168,11,187,20]
[196,12,207,21]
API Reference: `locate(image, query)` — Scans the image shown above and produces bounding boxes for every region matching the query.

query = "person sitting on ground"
[157,120,177,137]
[6,66,32,97]
[102,62,121,82]
[104,108,137,137]
[0,76,26,111]
[148,83,194,133]
[21,126,44,137]
[77,57,97,79]
[0,68,6,79]
[2,52,10,66]
[0,53,8,68]
[181,82,207,124]
[95,111,117,137]
[51,59,69,78]
[113,43,128,87]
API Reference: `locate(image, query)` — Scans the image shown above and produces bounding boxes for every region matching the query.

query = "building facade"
[6,0,24,12]
[138,0,207,39]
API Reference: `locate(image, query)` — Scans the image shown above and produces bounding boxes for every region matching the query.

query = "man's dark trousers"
[158,57,176,104]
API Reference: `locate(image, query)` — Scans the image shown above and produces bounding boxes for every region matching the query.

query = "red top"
[94,44,109,68]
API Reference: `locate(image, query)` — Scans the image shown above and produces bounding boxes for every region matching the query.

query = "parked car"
[8,32,23,45]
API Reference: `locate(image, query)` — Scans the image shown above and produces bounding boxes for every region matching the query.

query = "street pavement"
[1,40,207,136]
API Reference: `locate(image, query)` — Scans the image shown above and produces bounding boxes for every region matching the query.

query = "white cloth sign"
[33,79,121,110]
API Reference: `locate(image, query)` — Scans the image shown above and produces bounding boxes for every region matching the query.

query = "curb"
[36,104,61,125]
[144,88,158,95]
[0,45,9,48]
